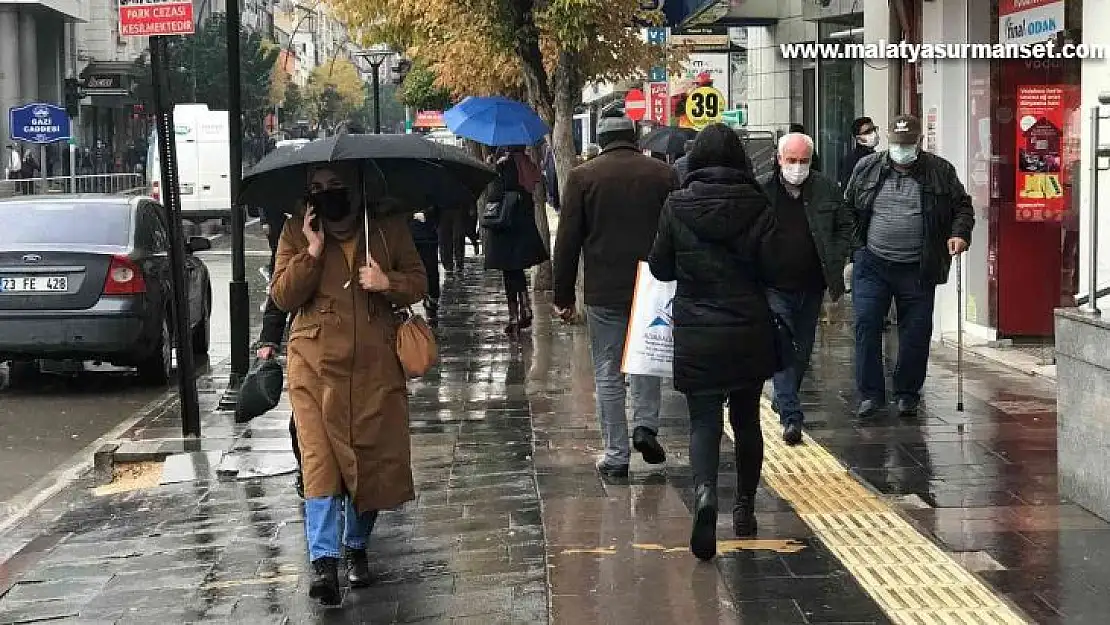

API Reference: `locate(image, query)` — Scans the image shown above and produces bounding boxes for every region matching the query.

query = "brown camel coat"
[271,213,426,513]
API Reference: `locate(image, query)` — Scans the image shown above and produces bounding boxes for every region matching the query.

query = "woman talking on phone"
[270,163,427,605]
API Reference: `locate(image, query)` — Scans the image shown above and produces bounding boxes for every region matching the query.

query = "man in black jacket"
[839,116,878,189]
[845,115,974,418]
[762,133,853,445]
[553,112,678,478]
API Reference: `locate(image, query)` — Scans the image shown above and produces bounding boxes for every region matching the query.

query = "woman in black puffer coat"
[648,123,783,561]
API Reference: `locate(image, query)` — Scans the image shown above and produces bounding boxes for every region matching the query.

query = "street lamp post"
[227,0,250,383]
[356,48,391,134]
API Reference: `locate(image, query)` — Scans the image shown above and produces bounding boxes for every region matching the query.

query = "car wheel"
[192,294,211,355]
[5,360,40,388]
[137,319,173,386]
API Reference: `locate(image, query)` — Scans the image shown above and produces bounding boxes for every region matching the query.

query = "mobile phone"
[305,196,320,231]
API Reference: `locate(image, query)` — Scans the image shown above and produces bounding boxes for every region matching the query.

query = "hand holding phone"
[303,205,325,258]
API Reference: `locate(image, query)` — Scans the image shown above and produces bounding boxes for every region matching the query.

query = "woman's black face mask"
[310,188,353,221]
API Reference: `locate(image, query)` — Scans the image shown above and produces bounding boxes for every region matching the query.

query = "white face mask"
[888,143,919,166]
[781,163,811,186]
[859,131,879,148]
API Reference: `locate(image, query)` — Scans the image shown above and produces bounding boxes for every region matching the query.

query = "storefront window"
[816,15,864,186]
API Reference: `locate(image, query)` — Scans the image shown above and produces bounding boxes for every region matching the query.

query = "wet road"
[0,225,271,507]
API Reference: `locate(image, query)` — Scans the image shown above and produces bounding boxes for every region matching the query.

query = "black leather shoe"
[690,484,718,561]
[309,557,341,606]
[896,396,920,416]
[595,458,629,478]
[733,496,757,537]
[632,427,666,464]
[857,399,882,418]
[346,548,372,588]
[782,422,803,446]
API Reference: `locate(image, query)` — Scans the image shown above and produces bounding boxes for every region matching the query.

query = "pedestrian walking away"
[270,163,428,606]
[673,139,695,184]
[553,110,678,478]
[482,146,549,337]
[648,123,786,560]
[762,132,853,445]
[844,114,974,419]
[437,201,467,274]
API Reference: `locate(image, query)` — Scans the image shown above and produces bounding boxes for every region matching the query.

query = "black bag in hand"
[235,358,284,423]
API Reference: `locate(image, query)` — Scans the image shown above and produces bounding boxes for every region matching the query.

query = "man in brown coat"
[271,165,427,605]
[553,112,679,478]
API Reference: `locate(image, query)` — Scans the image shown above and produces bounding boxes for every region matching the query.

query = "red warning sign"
[118,1,196,38]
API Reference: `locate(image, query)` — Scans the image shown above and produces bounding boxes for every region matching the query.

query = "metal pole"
[372,62,382,134]
[1083,105,1103,316]
[150,36,202,437]
[228,0,250,382]
[956,254,964,412]
[68,143,76,193]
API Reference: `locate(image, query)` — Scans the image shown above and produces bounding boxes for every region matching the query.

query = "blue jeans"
[304,495,378,561]
[585,305,662,465]
[766,287,825,425]
[852,248,936,404]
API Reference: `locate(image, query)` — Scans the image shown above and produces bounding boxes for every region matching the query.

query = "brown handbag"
[395,307,437,378]
[376,228,437,378]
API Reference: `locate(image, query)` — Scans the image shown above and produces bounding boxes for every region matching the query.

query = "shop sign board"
[8,103,71,144]
[649,82,670,125]
[118,0,196,38]
[999,0,1064,47]
[1014,84,1077,222]
[685,86,724,130]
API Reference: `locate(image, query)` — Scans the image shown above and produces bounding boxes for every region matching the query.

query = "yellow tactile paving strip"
[721,398,1030,625]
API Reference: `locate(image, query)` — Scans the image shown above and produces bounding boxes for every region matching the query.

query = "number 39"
[690,92,720,119]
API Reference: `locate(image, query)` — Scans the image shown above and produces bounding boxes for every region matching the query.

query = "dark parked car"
[0,195,212,385]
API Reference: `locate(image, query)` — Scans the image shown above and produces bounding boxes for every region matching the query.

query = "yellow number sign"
[686,86,724,129]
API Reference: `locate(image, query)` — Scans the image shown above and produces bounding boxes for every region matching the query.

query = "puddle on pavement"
[92,461,164,496]
[559,540,807,556]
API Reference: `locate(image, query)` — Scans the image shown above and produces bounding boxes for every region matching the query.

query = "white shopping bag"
[621,261,677,378]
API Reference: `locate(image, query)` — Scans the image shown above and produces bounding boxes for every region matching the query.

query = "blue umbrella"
[444,96,550,147]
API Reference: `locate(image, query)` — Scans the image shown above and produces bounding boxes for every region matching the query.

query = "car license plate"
[0,276,68,293]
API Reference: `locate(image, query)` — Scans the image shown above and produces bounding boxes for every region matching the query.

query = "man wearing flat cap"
[553,110,679,478]
[844,114,975,419]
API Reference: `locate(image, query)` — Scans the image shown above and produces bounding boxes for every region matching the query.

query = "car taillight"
[103,255,146,295]
[151,181,160,201]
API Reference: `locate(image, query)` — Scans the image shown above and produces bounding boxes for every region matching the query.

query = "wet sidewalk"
[0,258,1108,624]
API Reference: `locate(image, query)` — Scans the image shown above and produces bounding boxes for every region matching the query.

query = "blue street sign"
[647,27,667,45]
[8,103,71,144]
[650,66,668,82]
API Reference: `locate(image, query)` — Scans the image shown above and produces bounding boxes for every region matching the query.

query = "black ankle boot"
[309,557,341,605]
[733,496,757,538]
[517,292,533,330]
[690,484,718,561]
[346,548,372,588]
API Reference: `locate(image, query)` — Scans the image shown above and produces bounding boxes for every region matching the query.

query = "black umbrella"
[640,126,698,156]
[239,133,495,216]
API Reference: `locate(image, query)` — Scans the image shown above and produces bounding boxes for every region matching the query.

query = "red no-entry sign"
[119,0,196,37]
[625,89,647,122]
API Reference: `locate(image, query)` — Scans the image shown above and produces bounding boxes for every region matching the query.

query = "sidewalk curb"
[0,389,179,537]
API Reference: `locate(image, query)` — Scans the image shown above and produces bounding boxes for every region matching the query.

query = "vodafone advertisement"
[1014,84,1079,222]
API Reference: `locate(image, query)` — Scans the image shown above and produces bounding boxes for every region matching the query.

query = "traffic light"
[64,78,82,117]
[391,59,412,86]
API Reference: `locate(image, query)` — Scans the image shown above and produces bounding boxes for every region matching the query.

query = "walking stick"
[956,253,964,412]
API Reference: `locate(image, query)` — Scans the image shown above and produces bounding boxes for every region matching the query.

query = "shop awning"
[680,0,780,28]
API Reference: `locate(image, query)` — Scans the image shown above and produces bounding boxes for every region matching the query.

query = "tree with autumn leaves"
[329,0,673,190]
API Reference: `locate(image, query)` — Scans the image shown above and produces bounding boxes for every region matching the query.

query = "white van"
[147,104,231,223]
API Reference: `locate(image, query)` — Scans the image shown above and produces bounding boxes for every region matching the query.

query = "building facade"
[0,1,85,176]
